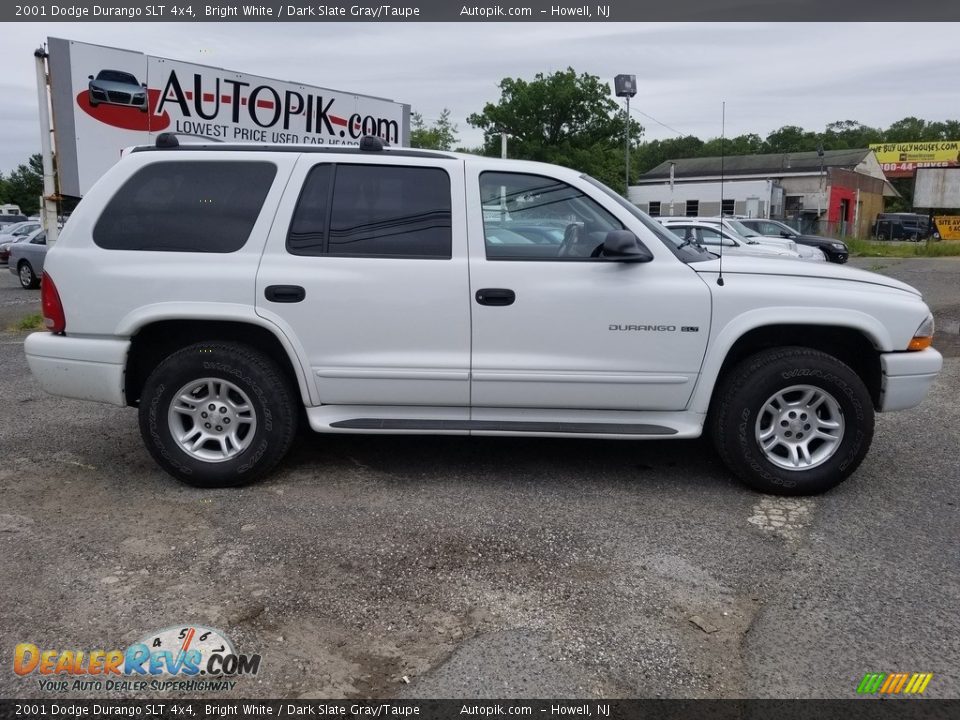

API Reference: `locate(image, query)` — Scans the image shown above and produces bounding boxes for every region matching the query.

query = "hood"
[731,242,795,257]
[692,255,920,295]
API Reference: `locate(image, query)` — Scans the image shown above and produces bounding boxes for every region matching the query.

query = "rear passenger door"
[256,155,471,408]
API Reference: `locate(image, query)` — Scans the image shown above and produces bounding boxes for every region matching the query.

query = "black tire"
[876,232,887,241]
[18,261,39,289]
[710,347,874,495]
[138,342,298,488]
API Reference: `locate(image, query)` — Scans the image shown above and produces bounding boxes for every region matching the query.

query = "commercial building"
[629,149,898,237]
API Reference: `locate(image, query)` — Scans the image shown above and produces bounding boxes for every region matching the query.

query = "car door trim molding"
[315,367,470,381]
[472,371,689,385]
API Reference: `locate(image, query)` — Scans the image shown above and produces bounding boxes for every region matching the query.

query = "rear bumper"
[879,348,942,412]
[24,332,129,407]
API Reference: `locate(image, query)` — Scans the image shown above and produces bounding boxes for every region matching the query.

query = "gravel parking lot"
[1,258,958,699]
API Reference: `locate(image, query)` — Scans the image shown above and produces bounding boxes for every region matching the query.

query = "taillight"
[40,272,66,333]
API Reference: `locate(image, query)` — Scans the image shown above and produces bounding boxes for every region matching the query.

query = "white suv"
[25,135,942,495]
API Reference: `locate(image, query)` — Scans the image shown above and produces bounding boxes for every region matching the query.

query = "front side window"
[479,172,622,260]
[94,161,277,252]
[288,164,452,258]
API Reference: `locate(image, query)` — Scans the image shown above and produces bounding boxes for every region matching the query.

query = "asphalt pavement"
[0,258,957,699]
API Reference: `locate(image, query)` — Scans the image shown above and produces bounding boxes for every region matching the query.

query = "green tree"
[410,108,459,150]
[634,136,705,174]
[701,133,765,157]
[467,68,642,190]
[762,125,820,153]
[4,154,43,215]
[820,120,883,150]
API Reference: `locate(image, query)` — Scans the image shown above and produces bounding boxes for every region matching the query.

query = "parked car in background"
[693,217,826,262]
[8,228,47,288]
[0,214,29,229]
[737,218,850,264]
[0,223,42,267]
[658,219,803,260]
[873,213,936,242]
[0,221,42,239]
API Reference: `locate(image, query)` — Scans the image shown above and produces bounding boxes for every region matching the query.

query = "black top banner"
[4,0,960,21]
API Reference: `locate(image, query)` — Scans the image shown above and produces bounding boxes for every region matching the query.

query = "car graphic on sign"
[88,69,148,112]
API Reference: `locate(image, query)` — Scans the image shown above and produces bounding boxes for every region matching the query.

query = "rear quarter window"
[93,160,277,252]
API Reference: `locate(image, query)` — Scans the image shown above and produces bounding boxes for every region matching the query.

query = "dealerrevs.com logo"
[14,626,261,693]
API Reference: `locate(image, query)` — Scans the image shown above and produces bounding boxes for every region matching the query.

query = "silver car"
[8,228,47,289]
[88,69,148,112]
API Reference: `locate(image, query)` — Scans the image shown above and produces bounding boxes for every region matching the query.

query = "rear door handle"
[475,288,515,306]
[265,285,306,303]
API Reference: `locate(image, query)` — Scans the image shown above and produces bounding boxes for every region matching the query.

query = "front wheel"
[711,347,874,495]
[138,342,298,487]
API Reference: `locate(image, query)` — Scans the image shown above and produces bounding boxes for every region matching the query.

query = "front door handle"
[476,288,515,307]
[265,285,306,303]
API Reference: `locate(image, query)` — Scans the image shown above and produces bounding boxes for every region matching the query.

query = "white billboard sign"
[914,168,960,209]
[48,37,410,197]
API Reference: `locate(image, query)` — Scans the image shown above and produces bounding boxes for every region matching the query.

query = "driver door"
[466,167,711,412]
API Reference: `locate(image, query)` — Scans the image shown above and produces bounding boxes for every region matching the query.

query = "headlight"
[831,242,846,249]
[908,315,935,351]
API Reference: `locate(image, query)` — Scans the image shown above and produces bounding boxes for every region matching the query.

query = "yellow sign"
[870,141,960,164]
[870,141,960,177]
[935,215,960,240]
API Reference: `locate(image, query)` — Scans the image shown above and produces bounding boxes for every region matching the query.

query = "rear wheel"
[711,347,874,495]
[138,342,298,487]
[18,261,38,289]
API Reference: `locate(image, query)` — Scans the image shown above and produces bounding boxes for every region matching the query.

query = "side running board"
[329,419,676,434]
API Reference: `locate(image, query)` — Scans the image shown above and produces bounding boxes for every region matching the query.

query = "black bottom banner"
[2,700,959,720]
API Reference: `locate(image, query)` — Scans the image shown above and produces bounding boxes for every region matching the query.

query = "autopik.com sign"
[47,37,410,196]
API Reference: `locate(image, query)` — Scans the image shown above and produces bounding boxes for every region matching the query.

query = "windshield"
[725,219,762,238]
[581,175,714,263]
[97,70,139,84]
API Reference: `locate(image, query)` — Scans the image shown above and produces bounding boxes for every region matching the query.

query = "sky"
[2,21,960,174]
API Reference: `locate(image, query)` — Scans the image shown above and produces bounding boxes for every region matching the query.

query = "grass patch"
[846,238,960,258]
[8,313,45,332]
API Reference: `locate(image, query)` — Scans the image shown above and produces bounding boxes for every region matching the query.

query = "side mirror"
[142,83,148,88]
[780,231,792,238]
[88,75,94,80]
[602,230,653,263]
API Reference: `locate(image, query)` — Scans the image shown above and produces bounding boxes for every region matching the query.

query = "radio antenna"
[717,101,725,287]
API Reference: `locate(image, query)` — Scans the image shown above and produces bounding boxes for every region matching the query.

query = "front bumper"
[24,332,130,407]
[879,348,943,412]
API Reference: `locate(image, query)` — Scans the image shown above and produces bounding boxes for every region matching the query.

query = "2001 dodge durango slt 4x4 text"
[25,135,943,495]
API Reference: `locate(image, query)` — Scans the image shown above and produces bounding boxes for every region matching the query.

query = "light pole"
[614,74,637,195]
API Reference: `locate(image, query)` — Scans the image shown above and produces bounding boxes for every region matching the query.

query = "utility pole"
[614,74,637,196]
[34,47,59,245]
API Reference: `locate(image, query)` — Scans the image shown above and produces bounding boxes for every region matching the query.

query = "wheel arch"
[694,322,884,416]
[124,318,312,408]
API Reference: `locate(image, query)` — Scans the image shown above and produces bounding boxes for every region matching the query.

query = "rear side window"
[93,161,277,252]
[287,164,452,258]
